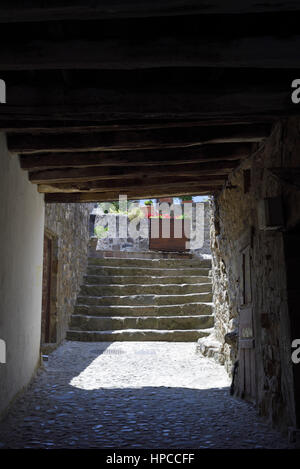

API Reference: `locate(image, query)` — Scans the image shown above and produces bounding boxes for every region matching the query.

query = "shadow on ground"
[0,342,293,449]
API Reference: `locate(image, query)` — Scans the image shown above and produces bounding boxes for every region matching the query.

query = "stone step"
[88,257,211,268]
[196,336,223,363]
[77,292,212,306]
[79,283,212,297]
[84,274,211,285]
[86,266,211,277]
[70,314,214,331]
[68,252,213,343]
[74,302,213,317]
[66,328,212,342]
[95,250,194,259]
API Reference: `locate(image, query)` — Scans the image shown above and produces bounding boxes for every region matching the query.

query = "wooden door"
[41,234,52,343]
[238,243,256,401]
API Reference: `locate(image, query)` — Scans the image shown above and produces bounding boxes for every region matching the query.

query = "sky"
[138,195,209,205]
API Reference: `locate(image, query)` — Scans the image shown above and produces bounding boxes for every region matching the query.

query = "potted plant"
[143,200,153,218]
[180,195,193,203]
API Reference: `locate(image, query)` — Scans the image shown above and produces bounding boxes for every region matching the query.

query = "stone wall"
[190,201,211,256]
[209,118,300,431]
[208,197,238,373]
[95,213,149,252]
[44,203,92,344]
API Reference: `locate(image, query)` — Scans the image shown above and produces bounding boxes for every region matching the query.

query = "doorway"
[41,231,57,344]
[237,230,256,402]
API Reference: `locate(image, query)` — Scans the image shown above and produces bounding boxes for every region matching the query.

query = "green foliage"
[128,206,144,221]
[97,202,144,221]
[144,200,153,206]
[94,225,109,239]
[180,195,193,201]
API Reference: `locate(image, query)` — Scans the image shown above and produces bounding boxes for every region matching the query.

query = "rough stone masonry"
[44,203,92,344]
[205,118,300,432]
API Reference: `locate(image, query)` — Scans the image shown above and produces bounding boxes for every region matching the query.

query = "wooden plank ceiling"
[1,1,300,202]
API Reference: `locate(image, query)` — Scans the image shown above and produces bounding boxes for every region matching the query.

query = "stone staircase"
[66,252,214,342]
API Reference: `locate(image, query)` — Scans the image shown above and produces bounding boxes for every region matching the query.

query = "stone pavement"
[0,341,296,449]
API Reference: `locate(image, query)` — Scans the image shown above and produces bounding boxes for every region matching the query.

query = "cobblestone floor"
[0,341,296,449]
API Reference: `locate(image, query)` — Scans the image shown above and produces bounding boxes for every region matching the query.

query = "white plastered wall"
[0,133,45,416]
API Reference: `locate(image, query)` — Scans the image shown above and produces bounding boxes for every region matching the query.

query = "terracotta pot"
[158,197,173,204]
[142,206,153,218]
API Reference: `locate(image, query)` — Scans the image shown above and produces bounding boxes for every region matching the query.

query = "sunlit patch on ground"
[69,342,230,390]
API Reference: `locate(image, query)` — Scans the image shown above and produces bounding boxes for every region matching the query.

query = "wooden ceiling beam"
[0,1,299,23]
[2,35,300,70]
[1,82,295,123]
[38,175,227,193]
[44,187,220,204]
[19,143,251,171]
[8,124,269,154]
[2,119,264,134]
[29,160,238,184]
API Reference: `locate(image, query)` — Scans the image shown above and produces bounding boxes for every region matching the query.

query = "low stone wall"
[95,213,149,252]
[93,202,211,256]
[44,203,92,344]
